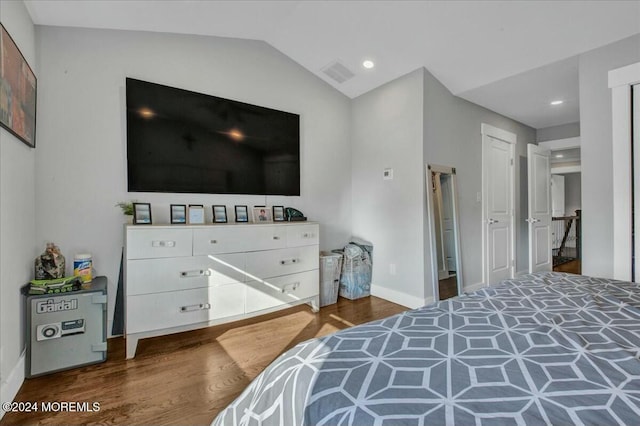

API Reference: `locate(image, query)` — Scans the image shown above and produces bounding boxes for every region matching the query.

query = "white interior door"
[482,129,515,285]
[527,144,552,273]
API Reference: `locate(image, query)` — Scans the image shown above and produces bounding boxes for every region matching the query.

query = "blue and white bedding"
[212,272,640,425]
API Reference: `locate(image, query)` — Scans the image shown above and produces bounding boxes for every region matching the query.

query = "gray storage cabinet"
[25,277,107,377]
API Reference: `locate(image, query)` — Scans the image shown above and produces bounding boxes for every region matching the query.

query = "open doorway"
[549,148,582,274]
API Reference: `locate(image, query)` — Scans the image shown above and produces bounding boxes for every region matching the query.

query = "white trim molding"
[371,284,430,309]
[551,165,581,174]
[609,62,640,281]
[463,281,487,294]
[481,123,517,145]
[538,136,581,151]
[0,350,25,420]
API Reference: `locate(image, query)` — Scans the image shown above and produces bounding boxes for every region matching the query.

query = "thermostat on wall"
[383,168,393,180]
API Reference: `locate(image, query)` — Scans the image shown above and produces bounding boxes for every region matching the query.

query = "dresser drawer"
[286,224,319,247]
[246,225,288,251]
[126,284,245,334]
[245,270,319,313]
[126,254,246,296]
[193,226,250,255]
[127,228,192,259]
[245,245,318,279]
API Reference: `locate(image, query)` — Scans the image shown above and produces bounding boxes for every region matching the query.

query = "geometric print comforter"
[212,272,640,426]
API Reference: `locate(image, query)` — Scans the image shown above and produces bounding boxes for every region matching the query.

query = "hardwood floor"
[553,259,581,274]
[438,276,458,300]
[1,296,407,426]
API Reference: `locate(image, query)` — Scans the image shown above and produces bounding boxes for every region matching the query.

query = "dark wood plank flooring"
[1,296,407,426]
[438,276,458,300]
[553,259,581,274]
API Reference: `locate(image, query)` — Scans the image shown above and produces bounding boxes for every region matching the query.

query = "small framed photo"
[133,203,152,225]
[235,205,249,223]
[252,206,272,223]
[272,206,286,222]
[212,205,228,223]
[188,204,205,224]
[170,204,187,224]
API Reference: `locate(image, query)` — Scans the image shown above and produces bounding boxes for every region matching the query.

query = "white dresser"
[125,222,319,358]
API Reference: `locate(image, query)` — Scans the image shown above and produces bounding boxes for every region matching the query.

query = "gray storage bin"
[319,252,343,307]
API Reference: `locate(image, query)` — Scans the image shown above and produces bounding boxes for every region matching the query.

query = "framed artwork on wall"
[0,24,37,148]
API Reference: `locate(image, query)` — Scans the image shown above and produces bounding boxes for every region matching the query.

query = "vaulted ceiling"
[24,0,640,129]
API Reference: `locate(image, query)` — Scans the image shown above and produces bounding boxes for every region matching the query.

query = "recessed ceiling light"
[550,100,563,106]
[362,60,375,69]
[555,154,564,158]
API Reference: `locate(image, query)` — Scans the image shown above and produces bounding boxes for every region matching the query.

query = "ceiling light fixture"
[550,100,563,106]
[362,60,375,69]
[555,154,564,158]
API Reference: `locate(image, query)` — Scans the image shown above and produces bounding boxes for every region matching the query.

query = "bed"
[212,272,640,425]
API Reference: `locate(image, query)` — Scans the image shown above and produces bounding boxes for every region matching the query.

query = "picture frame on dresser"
[235,205,249,222]
[212,205,227,223]
[170,204,187,224]
[252,207,272,223]
[272,206,285,222]
[188,204,205,224]
[133,203,152,225]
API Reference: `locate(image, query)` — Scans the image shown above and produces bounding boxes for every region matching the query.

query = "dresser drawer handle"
[210,239,218,244]
[179,303,211,313]
[152,240,175,248]
[180,270,211,278]
[273,236,280,240]
[281,282,300,293]
[280,258,299,265]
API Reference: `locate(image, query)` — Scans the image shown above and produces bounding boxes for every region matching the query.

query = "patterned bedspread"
[212,272,640,425]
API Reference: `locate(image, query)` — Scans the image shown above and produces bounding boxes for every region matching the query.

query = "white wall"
[350,67,536,308]
[422,69,536,286]
[579,34,640,278]
[0,0,37,411]
[351,69,427,308]
[563,173,581,216]
[35,26,352,334]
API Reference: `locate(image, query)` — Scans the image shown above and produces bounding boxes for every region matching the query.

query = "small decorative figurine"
[34,242,66,280]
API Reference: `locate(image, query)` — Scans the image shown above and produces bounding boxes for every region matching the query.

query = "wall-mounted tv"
[126,78,300,195]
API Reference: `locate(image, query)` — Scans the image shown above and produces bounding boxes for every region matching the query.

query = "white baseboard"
[0,350,25,420]
[371,284,429,309]
[463,281,487,294]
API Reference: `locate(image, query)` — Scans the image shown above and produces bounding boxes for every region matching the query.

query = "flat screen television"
[126,78,300,195]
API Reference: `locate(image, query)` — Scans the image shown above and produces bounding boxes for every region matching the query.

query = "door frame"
[426,164,463,300]
[609,62,640,281]
[481,123,516,285]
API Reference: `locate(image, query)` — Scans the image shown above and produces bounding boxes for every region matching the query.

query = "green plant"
[115,201,134,216]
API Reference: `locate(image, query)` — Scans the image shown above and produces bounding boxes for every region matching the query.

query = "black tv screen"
[126,78,300,195]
